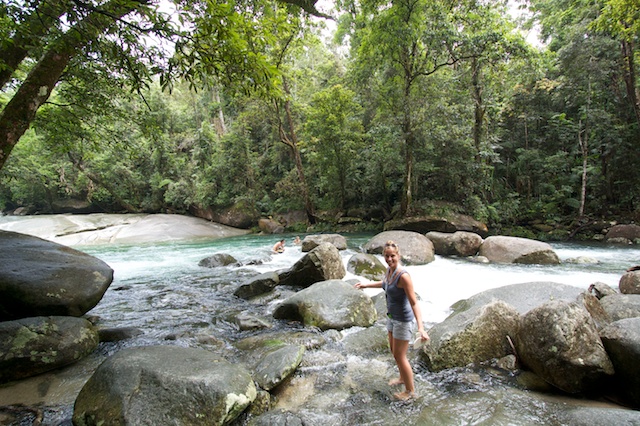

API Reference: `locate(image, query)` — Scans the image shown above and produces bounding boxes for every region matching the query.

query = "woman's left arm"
[399,273,430,341]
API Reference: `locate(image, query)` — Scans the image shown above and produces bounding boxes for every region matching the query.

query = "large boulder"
[422,300,520,371]
[363,230,435,265]
[619,269,640,294]
[0,230,113,320]
[600,318,640,407]
[273,280,377,330]
[515,300,614,393]
[301,234,347,252]
[425,231,483,257]
[191,201,259,229]
[605,224,640,244]
[258,218,284,234]
[421,282,585,371]
[346,253,386,281]
[73,345,256,426]
[278,243,346,288]
[383,213,488,237]
[0,316,99,383]
[599,293,640,321]
[478,236,560,264]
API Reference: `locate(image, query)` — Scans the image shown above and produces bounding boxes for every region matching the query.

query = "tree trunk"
[471,57,485,161]
[578,121,588,217]
[277,78,316,224]
[579,72,592,217]
[400,81,414,216]
[0,0,71,89]
[68,153,140,212]
[0,0,146,170]
[213,86,227,137]
[621,39,640,130]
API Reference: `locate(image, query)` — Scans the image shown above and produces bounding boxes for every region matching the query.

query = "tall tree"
[0,0,172,170]
[345,0,506,215]
[0,0,331,172]
[592,0,640,130]
[305,84,364,211]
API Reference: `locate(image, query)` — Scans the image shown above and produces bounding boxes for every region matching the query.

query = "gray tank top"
[382,267,413,322]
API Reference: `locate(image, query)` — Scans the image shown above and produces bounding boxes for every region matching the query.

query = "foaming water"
[79,234,636,329]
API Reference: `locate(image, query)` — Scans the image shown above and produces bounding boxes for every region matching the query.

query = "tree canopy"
[1,0,639,236]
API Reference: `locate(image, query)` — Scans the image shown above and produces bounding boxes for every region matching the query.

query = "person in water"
[293,236,301,245]
[272,239,285,253]
[355,240,429,400]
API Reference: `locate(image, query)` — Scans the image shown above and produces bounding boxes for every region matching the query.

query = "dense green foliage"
[1,0,639,233]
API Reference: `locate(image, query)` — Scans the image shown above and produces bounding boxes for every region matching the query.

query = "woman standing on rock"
[355,240,429,400]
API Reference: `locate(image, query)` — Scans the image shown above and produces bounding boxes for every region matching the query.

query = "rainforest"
[1,0,639,237]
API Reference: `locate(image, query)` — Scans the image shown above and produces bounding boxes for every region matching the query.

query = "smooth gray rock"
[248,410,304,426]
[446,281,584,316]
[273,280,377,330]
[383,213,488,237]
[98,326,143,342]
[258,218,284,234]
[301,234,347,252]
[236,313,273,331]
[588,282,617,299]
[73,345,256,426]
[478,236,560,264]
[0,230,113,320]
[605,224,640,244]
[426,231,483,257]
[0,213,250,246]
[363,230,435,265]
[342,325,389,355]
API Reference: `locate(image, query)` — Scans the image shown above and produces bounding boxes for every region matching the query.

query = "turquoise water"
[78,234,638,329]
[3,223,639,424]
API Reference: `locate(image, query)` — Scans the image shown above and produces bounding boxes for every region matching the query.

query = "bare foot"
[393,391,416,401]
[388,378,404,386]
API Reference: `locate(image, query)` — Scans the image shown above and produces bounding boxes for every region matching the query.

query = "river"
[1,227,639,425]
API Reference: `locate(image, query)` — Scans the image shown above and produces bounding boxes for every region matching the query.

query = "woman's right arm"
[355,281,382,289]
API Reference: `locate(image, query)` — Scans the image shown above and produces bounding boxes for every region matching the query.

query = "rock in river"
[0,230,113,320]
[73,345,256,426]
[0,316,98,383]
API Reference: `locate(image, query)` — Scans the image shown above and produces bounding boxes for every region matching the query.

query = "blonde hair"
[383,240,400,254]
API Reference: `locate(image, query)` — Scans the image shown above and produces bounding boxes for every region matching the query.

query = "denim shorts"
[386,317,416,341]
